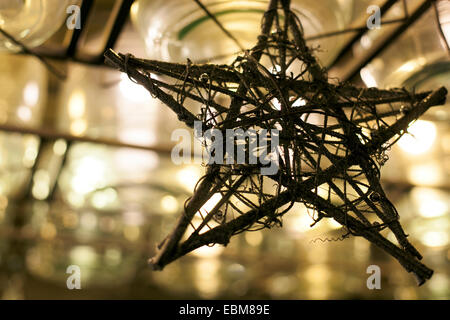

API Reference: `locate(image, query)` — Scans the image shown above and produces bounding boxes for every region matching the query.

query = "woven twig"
[105,0,447,285]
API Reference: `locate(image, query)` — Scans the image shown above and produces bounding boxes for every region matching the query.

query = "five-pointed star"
[105,0,447,285]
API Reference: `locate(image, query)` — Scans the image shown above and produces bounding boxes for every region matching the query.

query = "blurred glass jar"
[131,0,353,65]
[357,4,450,188]
[0,0,69,52]
[358,3,450,92]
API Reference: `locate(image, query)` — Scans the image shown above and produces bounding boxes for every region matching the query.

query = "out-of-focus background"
[0,0,448,299]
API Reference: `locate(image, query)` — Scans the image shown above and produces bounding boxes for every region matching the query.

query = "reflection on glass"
[0,0,69,52]
[421,231,448,248]
[132,0,353,65]
[176,165,203,191]
[359,5,449,91]
[0,55,47,126]
[358,5,450,191]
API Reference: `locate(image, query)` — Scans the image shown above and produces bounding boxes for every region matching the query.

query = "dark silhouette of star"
[105,0,446,285]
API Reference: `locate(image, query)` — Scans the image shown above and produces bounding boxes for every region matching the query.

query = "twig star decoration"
[105,0,447,285]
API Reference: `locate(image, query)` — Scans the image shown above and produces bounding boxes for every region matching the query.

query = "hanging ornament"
[105,0,447,285]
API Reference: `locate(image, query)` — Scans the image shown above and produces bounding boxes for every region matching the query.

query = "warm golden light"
[271,98,281,110]
[360,67,377,87]
[192,244,224,258]
[398,120,437,155]
[70,118,87,136]
[397,57,427,74]
[408,163,443,186]
[70,156,106,194]
[421,231,449,248]
[176,166,202,191]
[68,91,86,119]
[62,212,79,229]
[122,211,144,226]
[288,211,314,233]
[70,246,98,266]
[53,139,67,156]
[119,73,150,102]
[412,187,449,218]
[160,195,179,214]
[22,138,39,167]
[23,81,39,106]
[292,98,306,107]
[326,218,342,230]
[123,225,140,242]
[130,1,139,21]
[91,188,117,209]
[17,105,32,122]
